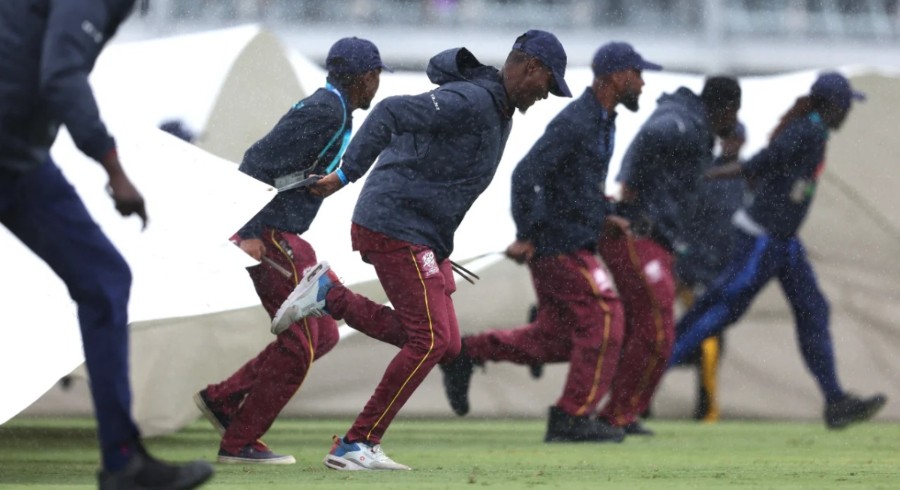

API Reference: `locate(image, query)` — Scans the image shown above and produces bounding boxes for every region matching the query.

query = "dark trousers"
[464,249,624,417]
[0,159,138,470]
[325,224,460,444]
[671,229,842,402]
[598,235,676,426]
[206,230,339,453]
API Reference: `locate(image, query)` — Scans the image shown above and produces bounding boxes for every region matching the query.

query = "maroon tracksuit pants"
[324,224,460,444]
[598,235,676,426]
[464,249,625,416]
[206,229,339,453]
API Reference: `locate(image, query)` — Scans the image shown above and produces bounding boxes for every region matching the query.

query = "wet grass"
[0,417,898,489]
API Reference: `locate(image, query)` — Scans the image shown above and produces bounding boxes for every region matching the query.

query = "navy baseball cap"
[512,29,572,97]
[592,42,662,77]
[326,37,393,75]
[810,72,865,109]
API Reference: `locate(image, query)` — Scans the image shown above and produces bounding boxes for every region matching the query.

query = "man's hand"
[506,239,536,265]
[239,238,267,261]
[603,215,631,240]
[309,172,343,198]
[101,149,148,229]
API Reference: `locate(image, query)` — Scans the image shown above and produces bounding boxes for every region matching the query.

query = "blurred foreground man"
[273,29,572,470]
[440,42,662,443]
[0,1,213,488]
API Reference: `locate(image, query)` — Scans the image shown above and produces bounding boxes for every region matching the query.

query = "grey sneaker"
[271,262,336,334]
[323,435,410,471]
[217,443,295,465]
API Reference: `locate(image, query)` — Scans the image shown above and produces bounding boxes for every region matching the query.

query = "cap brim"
[851,89,866,101]
[639,60,663,71]
[380,62,394,73]
[551,70,572,97]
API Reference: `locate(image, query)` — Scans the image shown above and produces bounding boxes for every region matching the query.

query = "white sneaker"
[323,435,411,471]
[271,261,335,334]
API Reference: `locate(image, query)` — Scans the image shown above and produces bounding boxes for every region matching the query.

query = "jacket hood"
[656,87,706,122]
[104,0,138,39]
[426,48,510,115]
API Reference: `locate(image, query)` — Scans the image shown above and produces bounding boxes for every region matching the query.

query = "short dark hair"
[505,49,533,66]
[701,76,741,110]
[327,70,370,89]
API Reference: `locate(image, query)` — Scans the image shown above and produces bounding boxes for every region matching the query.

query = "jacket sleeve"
[511,117,577,241]
[617,118,690,191]
[41,0,117,163]
[239,100,344,184]
[742,122,808,178]
[340,88,484,182]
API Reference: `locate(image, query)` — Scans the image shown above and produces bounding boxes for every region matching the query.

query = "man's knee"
[70,249,132,312]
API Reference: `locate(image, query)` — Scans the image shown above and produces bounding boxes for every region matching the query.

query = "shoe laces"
[369,444,396,464]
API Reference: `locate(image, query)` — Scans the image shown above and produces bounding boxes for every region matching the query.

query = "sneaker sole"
[323,454,411,471]
[271,262,330,334]
[323,454,369,471]
[193,392,226,436]
[217,454,296,465]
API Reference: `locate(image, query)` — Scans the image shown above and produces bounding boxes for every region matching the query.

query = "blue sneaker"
[217,442,295,465]
[323,435,410,471]
[271,261,337,334]
[193,389,229,435]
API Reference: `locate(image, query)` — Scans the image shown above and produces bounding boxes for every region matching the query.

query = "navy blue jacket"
[0,0,135,172]
[741,112,828,238]
[341,48,513,261]
[512,88,616,257]
[677,155,749,287]
[616,87,714,252]
[237,85,352,238]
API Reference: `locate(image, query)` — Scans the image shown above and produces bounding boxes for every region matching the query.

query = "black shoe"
[825,393,887,429]
[544,407,625,443]
[623,421,655,436]
[525,305,544,379]
[193,389,230,435]
[439,343,475,416]
[98,444,213,490]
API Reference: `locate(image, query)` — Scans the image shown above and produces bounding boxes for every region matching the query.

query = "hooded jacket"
[0,0,136,172]
[616,87,714,252]
[512,87,616,257]
[340,48,513,261]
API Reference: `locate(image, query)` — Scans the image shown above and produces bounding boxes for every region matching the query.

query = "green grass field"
[1,417,898,489]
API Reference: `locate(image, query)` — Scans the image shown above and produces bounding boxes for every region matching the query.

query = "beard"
[621,92,640,112]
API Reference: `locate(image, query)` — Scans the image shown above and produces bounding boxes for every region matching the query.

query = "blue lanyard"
[808,111,830,139]
[320,83,352,174]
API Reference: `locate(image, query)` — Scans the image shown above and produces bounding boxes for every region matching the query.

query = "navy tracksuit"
[671,112,844,403]
[464,88,625,417]
[0,0,140,471]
